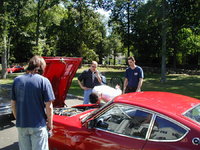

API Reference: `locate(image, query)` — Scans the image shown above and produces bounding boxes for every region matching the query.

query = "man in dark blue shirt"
[78,61,102,104]
[11,56,55,150]
[123,56,144,93]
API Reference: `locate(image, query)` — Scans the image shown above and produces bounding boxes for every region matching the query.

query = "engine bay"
[53,107,84,117]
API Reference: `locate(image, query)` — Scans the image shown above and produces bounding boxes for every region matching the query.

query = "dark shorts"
[125,87,137,93]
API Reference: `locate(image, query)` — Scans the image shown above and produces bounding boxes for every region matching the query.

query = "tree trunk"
[7,37,11,65]
[127,1,130,57]
[36,0,41,47]
[36,0,45,48]
[1,1,8,79]
[114,54,116,65]
[172,29,177,69]
[1,35,8,79]
[78,0,84,56]
[161,0,167,83]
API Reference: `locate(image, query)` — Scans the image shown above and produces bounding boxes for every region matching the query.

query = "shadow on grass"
[2,69,200,100]
[143,74,200,99]
[71,71,200,99]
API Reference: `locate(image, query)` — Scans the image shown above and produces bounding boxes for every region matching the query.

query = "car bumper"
[0,105,12,117]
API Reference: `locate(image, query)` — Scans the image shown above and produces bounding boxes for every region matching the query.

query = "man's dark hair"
[26,55,46,74]
[89,93,99,104]
[128,56,135,61]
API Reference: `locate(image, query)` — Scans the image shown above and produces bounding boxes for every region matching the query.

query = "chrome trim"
[91,103,115,120]
[81,100,114,123]
[145,114,156,139]
[182,103,200,125]
[183,103,200,115]
[192,137,200,145]
[0,105,12,116]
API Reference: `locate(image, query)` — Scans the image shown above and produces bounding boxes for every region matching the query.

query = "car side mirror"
[96,120,108,129]
[87,119,97,129]
[86,118,109,130]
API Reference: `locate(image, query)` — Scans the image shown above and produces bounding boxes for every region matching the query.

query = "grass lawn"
[1,66,200,99]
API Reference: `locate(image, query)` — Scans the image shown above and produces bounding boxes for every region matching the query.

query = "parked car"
[43,57,200,150]
[7,65,24,73]
[0,85,13,120]
[48,90,200,149]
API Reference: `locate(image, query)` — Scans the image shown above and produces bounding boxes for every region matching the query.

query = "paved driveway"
[0,119,18,150]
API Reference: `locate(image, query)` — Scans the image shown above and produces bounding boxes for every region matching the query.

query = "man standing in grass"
[78,61,102,104]
[123,56,144,93]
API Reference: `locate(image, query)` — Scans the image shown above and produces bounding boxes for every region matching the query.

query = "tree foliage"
[0,0,200,79]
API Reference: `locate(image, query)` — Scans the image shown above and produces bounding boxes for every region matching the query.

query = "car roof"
[114,91,200,117]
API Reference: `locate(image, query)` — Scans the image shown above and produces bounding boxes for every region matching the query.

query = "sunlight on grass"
[0,73,24,85]
[143,74,200,99]
[1,67,200,99]
[0,79,13,84]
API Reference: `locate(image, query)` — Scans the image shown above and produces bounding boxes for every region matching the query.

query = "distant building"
[103,53,126,65]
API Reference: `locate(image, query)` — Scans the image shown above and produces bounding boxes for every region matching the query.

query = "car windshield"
[81,100,113,123]
[184,104,200,124]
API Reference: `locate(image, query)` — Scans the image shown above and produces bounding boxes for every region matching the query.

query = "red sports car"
[43,57,200,150]
[7,65,24,73]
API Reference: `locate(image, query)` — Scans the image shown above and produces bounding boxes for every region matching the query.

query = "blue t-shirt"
[12,74,55,128]
[125,66,144,88]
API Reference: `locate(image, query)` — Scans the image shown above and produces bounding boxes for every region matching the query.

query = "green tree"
[107,33,123,65]
[178,28,200,67]
[39,5,66,56]
[0,0,16,78]
[132,0,162,65]
[7,0,63,62]
[167,0,200,68]
[108,0,144,57]
[56,4,107,63]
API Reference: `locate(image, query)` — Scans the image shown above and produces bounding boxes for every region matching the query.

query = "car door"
[82,104,153,150]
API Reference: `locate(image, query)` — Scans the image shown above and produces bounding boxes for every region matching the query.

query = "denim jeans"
[83,89,93,104]
[17,127,48,150]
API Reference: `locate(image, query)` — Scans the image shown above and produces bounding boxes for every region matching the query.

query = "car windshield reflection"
[81,100,113,123]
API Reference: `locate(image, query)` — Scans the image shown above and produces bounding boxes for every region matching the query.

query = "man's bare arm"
[95,71,102,84]
[11,100,17,119]
[136,78,143,92]
[123,78,128,93]
[46,101,54,131]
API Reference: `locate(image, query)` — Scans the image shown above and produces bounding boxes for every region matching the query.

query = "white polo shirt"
[92,85,122,102]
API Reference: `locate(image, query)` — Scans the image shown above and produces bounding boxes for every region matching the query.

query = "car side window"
[149,116,187,141]
[95,104,152,139]
[184,104,200,124]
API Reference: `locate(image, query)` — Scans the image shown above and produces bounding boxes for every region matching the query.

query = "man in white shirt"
[91,84,122,103]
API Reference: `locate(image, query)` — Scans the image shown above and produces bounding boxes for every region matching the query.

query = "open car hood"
[43,57,82,107]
